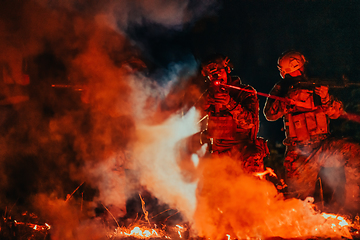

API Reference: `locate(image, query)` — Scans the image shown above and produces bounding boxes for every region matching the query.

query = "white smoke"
[132,106,200,222]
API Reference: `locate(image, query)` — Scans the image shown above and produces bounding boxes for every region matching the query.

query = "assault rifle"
[292,77,360,89]
[213,80,360,124]
[215,76,360,104]
[213,81,291,103]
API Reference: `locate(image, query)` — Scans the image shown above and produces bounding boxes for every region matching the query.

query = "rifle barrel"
[222,84,289,102]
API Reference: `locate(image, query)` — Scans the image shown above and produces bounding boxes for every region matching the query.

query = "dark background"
[16,0,360,144]
[128,0,360,143]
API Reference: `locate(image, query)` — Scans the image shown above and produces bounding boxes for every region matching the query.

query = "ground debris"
[0,211,51,240]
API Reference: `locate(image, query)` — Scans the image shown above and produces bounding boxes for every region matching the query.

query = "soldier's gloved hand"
[285,99,299,112]
[315,86,330,104]
[211,92,230,105]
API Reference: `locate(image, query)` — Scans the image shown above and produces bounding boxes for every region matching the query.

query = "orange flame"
[109,226,163,239]
[176,224,184,238]
[253,167,277,180]
[108,224,188,239]
[13,220,51,231]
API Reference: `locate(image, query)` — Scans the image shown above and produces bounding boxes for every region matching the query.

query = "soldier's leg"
[314,166,346,211]
[284,147,319,200]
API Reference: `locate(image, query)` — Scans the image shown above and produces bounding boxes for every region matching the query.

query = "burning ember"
[254,167,277,180]
[108,225,187,239]
[1,211,51,239]
[109,226,162,239]
[13,221,51,231]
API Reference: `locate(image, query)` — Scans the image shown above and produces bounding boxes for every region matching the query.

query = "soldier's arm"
[235,85,258,113]
[315,86,344,119]
[232,85,259,131]
[323,96,344,119]
[263,83,287,121]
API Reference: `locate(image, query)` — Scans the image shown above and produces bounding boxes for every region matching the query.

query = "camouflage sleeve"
[323,96,344,119]
[234,85,259,119]
[232,85,260,139]
[233,105,256,130]
[263,83,287,121]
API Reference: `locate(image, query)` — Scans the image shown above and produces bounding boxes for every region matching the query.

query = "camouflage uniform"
[264,75,360,211]
[199,76,268,173]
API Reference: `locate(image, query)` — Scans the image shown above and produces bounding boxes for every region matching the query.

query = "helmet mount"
[277,51,307,78]
[201,54,233,78]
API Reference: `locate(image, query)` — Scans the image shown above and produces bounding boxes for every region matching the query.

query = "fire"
[321,213,349,227]
[107,222,188,239]
[13,220,51,231]
[253,167,277,180]
[176,224,184,238]
[107,194,187,239]
[124,226,158,237]
[109,226,168,239]
[192,155,359,240]
[251,168,353,238]
[110,200,354,240]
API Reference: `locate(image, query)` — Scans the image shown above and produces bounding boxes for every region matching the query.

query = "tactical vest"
[284,89,329,144]
[206,101,253,141]
[207,115,237,140]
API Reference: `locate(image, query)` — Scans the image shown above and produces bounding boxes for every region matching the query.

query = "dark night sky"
[128,0,360,143]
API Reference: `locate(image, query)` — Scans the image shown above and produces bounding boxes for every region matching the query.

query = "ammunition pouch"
[285,110,328,145]
[207,115,236,140]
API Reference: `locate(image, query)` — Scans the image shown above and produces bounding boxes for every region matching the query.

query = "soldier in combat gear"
[264,50,360,214]
[189,54,269,173]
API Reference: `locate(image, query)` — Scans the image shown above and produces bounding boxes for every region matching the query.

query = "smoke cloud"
[0,0,217,239]
[132,107,200,222]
